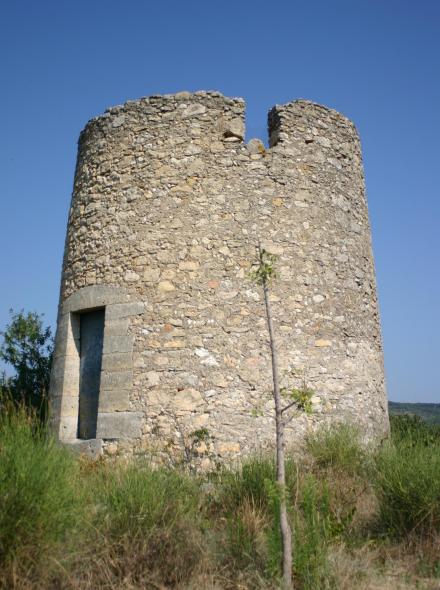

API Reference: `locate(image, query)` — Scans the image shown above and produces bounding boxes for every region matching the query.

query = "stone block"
[66,438,103,460]
[147,389,171,407]
[58,416,78,441]
[64,337,80,357]
[96,412,143,439]
[49,395,62,416]
[99,389,130,412]
[52,314,71,357]
[103,335,134,354]
[145,370,160,386]
[101,351,132,372]
[104,318,130,336]
[158,280,175,292]
[221,117,244,140]
[217,441,241,454]
[143,268,161,282]
[63,285,128,313]
[173,388,204,412]
[51,357,80,392]
[101,370,132,390]
[60,394,79,417]
[315,339,332,347]
[179,260,199,271]
[181,103,206,118]
[106,302,144,320]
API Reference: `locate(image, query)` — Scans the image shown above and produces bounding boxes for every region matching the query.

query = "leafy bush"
[0,310,53,422]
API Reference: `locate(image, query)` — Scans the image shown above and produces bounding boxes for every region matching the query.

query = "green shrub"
[223,499,271,578]
[390,414,440,446]
[90,462,204,586]
[216,455,337,586]
[217,456,276,514]
[0,405,81,582]
[374,437,440,537]
[217,456,299,513]
[8,404,440,589]
[293,474,336,589]
[214,457,277,581]
[306,423,367,475]
[216,456,300,584]
[0,310,53,423]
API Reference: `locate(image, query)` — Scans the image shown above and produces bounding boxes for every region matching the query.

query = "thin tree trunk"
[262,274,293,589]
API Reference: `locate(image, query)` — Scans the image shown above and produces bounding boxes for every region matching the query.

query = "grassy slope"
[1,408,440,589]
[389,401,440,424]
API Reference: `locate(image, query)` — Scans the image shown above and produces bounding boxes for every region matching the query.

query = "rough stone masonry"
[49,91,389,466]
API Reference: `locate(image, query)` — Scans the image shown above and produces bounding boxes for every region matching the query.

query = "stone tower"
[49,91,388,463]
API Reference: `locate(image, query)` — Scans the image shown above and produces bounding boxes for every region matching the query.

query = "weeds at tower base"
[1,406,440,590]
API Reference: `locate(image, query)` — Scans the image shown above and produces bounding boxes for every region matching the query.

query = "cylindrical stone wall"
[50,91,388,464]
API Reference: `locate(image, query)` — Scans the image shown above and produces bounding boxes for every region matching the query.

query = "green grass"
[0,404,82,584]
[293,474,335,589]
[389,413,440,445]
[91,463,204,586]
[374,418,440,537]
[212,457,281,583]
[1,407,440,589]
[305,422,368,476]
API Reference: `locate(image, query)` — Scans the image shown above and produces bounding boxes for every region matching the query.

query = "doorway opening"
[77,308,105,439]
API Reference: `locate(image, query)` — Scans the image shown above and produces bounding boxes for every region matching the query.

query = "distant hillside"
[389,401,440,425]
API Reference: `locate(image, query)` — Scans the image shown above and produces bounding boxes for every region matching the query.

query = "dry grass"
[330,539,440,590]
[2,413,440,589]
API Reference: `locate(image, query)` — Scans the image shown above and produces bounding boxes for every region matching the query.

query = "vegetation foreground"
[1,409,440,589]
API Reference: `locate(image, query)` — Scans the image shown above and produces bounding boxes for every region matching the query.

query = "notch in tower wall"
[268,99,361,149]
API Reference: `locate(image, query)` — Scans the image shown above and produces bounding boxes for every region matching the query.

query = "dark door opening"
[77,308,105,439]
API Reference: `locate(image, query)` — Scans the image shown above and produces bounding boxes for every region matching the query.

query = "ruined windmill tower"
[49,91,388,463]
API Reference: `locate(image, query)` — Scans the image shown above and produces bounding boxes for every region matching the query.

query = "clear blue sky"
[1,0,439,402]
